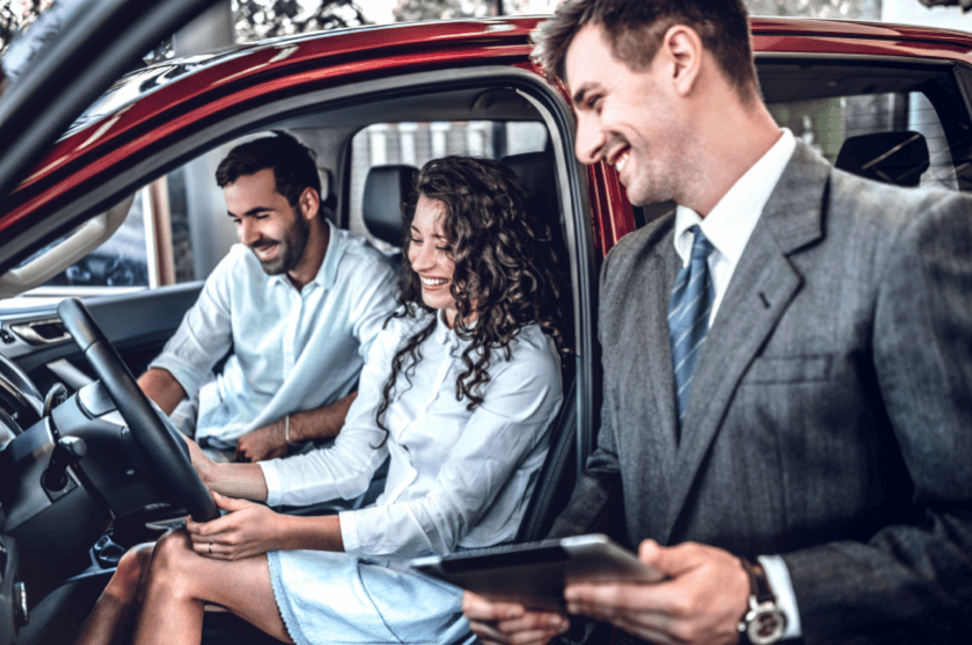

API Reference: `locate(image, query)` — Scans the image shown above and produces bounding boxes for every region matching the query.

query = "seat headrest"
[501,151,557,217]
[835,131,930,187]
[363,165,417,246]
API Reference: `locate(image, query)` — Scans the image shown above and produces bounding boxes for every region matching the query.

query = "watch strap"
[738,557,788,645]
[740,557,774,604]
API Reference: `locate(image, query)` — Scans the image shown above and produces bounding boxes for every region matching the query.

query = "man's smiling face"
[224,168,310,276]
[565,23,696,207]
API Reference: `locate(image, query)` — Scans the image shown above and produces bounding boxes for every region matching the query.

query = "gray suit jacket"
[552,142,972,643]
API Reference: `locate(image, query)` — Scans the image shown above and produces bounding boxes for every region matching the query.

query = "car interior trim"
[0,65,600,470]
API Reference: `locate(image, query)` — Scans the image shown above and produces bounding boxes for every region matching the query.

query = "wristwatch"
[737,557,787,645]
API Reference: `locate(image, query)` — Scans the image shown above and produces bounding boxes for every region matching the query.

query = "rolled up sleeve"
[148,253,235,396]
[259,316,397,507]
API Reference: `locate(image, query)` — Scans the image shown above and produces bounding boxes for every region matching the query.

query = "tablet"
[409,534,663,612]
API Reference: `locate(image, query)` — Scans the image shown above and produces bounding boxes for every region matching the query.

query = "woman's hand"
[185,491,286,560]
[176,436,270,501]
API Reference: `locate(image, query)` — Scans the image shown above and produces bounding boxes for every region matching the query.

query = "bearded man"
[139,133,396,463]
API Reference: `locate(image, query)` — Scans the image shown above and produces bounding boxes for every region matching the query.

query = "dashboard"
[0,329,190,645]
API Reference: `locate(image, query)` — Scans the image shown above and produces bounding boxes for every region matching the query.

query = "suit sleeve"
[782,192,972,642]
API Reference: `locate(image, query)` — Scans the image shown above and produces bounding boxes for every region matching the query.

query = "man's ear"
[297,186,320,221]
[660,25,703,97]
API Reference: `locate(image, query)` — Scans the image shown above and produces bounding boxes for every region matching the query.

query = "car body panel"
[753,16,972,49]
[4,16,972,271]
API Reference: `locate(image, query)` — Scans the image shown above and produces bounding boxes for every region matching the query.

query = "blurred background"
[4,0,972,64]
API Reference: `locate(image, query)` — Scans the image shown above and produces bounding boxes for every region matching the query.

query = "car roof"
[4,14,972,271]
[55,16,972,144]
[17,15,972,193]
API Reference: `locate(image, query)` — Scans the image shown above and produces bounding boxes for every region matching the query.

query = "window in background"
[768,91,957,191]
[348,120,549,248]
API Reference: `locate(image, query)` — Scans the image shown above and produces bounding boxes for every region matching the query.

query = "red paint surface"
[4,16,972,257]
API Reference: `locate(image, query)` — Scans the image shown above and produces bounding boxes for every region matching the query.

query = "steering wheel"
[57,297,219,522]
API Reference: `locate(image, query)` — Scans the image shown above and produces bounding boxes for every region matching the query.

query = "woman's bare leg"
[131,529,292,645]
[73,543,155,645]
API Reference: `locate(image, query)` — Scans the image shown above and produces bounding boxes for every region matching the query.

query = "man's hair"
[533,0,758,102]
[215,132,322,208]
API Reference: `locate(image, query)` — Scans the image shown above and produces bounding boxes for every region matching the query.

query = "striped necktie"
[668,225,715,429]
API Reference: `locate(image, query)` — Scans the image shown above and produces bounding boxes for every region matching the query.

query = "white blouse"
[260,309,563,559]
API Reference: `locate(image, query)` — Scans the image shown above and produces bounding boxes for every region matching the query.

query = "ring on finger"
[209,542,213,555]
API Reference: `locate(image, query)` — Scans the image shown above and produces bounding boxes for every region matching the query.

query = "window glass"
[636,62,972,228]
[2,166,197,312]
[166,166,195,283]
[36,165,196,292]
[768,91,957,191]
[43,193,149,288]
[348,121,549,248]
[759,61,972,192]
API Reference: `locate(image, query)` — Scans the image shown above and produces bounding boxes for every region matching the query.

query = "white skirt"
[267,549,474,645]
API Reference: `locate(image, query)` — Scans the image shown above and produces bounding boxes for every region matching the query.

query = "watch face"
[747,603,787,645]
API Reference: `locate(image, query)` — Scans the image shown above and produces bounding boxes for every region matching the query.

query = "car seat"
[362,164,418,247]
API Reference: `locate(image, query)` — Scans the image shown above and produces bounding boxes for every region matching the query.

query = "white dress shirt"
[673,128,796,324]
[672,128,802,639]
[149,221,397,450]
[260,310,563,560]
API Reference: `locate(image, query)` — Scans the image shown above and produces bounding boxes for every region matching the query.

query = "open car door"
[0,0,220,263]
[0,4,222,643]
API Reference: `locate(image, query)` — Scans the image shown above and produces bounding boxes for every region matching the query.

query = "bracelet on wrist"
[284,414,302,447]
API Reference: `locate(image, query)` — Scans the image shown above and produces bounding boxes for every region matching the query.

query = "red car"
[2,9,972,644]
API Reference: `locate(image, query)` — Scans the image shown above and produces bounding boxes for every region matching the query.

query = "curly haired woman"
[74,156,566,645]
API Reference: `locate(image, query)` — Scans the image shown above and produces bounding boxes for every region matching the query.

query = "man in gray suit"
[464,1,972,644]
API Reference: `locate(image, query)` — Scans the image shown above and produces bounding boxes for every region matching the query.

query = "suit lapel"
[659,142,830,543]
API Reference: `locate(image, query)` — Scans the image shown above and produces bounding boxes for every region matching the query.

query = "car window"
[1,112,554,313]
[0,168,195,312]
[42,194,149,289]
[762,60,972,191]
[635,60,972,227]
[348,120,549,249]
[768,90,957,190]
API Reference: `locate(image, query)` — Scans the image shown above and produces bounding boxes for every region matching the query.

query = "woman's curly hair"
[375,155,566,437]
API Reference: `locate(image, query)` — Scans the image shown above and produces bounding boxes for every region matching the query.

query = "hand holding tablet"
[410,534,663,611]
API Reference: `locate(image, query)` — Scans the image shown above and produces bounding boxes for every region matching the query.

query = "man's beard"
[249,213,310,275]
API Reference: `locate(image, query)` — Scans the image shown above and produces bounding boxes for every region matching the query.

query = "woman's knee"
[121,543,154,580]
[143,530,198,593]
[103,542,154,604]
